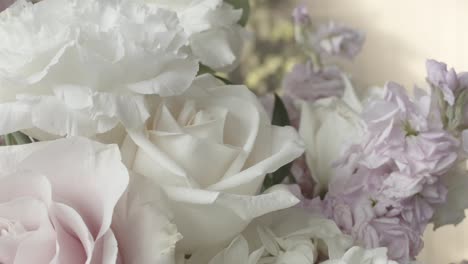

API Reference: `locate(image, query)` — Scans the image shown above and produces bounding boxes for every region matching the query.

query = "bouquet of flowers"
[0,1,466,264]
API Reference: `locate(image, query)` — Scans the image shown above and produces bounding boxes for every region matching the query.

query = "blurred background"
[232,0,468,263]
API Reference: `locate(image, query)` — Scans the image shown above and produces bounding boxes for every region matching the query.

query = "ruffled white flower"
[120,75,304,252]
[185,207,354,264]
[141,0,245,72]
[187,207,397,264]
[0,0,198,137]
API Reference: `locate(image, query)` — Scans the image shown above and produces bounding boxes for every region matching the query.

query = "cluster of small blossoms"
[323,62,468,263]
[262,6,365,197]
[286,5,363,109]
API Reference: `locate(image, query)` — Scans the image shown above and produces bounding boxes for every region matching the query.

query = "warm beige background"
[304,0,468,90]
[300,0,468,263]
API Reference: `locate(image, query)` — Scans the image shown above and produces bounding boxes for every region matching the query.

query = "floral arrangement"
[0,1,466,264]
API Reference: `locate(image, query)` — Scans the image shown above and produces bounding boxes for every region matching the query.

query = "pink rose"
[0,137,179,263]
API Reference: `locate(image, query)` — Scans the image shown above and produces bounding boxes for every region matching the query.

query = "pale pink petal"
[19,138,129,240]
[0,172,51,204]
[51,203,95,262]
[112,174,180,264]
[90,230,118,264]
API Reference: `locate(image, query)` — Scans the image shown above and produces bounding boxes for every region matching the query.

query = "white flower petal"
[190,27,244,71]
[300,98,363,193]
[142,0,245,72]
[0,0,198,137]
[127,57,199,96]
[0,87,150,137]
[208,236,250,264]
[320,246,398,264]
[128,130,192,186]
[208,126,304,194]
[112,173,181,264]
[163,185,298,252]
[0,101,33,135]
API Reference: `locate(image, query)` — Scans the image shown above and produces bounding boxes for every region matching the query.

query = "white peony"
[141,0,245,72]
[120,74,304,252]
[0,0,199,137]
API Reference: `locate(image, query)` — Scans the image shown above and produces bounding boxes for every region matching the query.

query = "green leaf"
[262,94,294,191]
[198,64,215,75]
[215,75,233,85]
[12,131,32,145]
[2,132,32,146]
[271,93,290,127]
[226,0,250,27]
[4,134,16,146]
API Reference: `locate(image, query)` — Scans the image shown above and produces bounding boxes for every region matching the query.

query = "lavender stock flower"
[354,217,423,263]
[292,5,311,26]
[283,61,345,102]
[292,5,365,61]
[314,22,365,60]
[426,59,468,105]
[323,81,459,262]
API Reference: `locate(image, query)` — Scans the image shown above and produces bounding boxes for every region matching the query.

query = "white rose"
[299,76,364,194]
[141,0,245,72]
[121,74,304,252]
[0,0,198,137]
[188,206,354,264]
[0,137,179,263]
